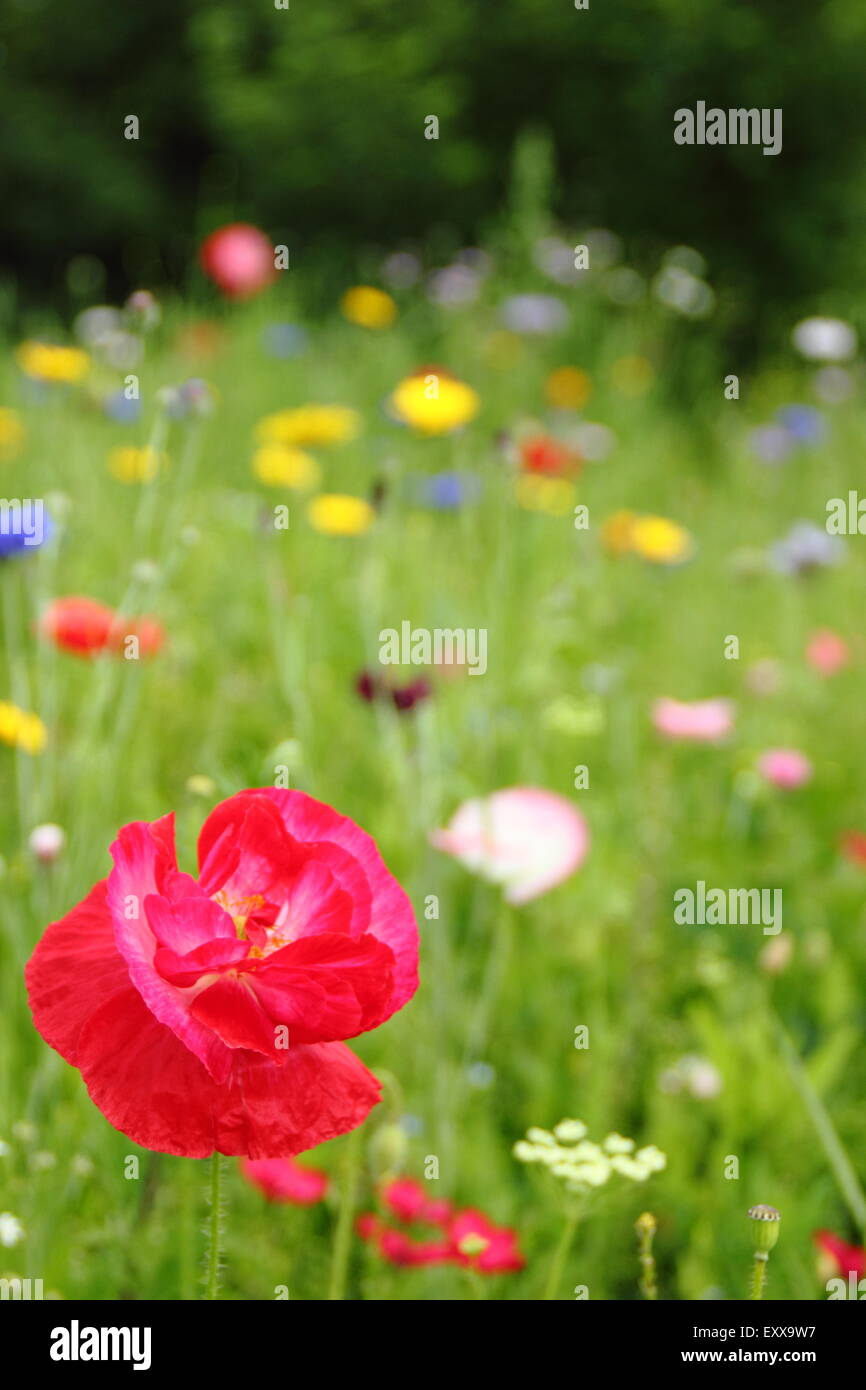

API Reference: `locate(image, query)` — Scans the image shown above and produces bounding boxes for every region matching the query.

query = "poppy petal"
[24,880,130,1065]
[76,986,381,1157]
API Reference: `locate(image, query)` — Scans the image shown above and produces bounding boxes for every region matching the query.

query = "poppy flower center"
[457,1231,490,1257]
[214,890,266,937]
[211,888,289,959]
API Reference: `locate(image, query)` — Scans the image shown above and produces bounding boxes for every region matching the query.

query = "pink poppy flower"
[757,748,813,790]
[383,1176,453,1226]
[240,1156,329,1204]
[805,629,849,677]
[651,697,734,743]
[26,789,418,1158]
[448,1209,525,1273]
[430,787,588,904]
[199,224,276,300]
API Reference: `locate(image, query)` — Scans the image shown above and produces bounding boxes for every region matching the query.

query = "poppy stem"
[328,1125,363,1300]
[203,1153,225,1300]
[775,1018,866,1244]
[543,1207,580,1300]
[749,1251,768,1300]
[635,1212,659,1300]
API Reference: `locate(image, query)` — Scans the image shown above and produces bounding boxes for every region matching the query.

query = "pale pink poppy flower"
[430,787,588,904]
[757,748,813,789]
[199,223,276,300]
[805,629,849,677]
[651,697,734,743]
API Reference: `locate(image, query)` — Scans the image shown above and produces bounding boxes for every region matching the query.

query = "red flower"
[199,224,276,300]
[358,1178,522,1274]
[356,1213,450,1268]
[383,1176,453,1226]
[26,789,418,1158]
[813,1230,866,1280]
[240,1156,328,1205]
[447,1209,525,1273]
[354,669,432,713]
[391,678,432,712]
[840,830,866,867]
[520,435,581,478]
[39,597,164,659]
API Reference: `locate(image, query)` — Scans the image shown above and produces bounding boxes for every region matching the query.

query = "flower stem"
[776,1021,866,1245]
[543,1207,580,1300]
[749,1250,768,1300]
[328,1125,363,1300]
[203,1153,224,1300]
[636,1213,658,1300]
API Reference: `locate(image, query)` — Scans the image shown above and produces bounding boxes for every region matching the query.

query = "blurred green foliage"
[2,0,866,335]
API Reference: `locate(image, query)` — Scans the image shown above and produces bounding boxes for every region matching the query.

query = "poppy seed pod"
[748,1204,781,1253]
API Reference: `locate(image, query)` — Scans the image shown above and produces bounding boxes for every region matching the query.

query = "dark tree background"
[2,0,865,329]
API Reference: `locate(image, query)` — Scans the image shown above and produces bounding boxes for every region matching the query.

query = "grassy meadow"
[1,220,865,1302]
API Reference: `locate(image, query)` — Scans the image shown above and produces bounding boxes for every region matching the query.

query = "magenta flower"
[199,224,276,300]
[757,748,813,790]
[240,1156,329,1205]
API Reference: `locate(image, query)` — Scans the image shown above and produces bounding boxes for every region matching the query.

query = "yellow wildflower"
[340,286,397,329]
[16,341,89,384]
[0,408,25,459]
[629,514,693,564]
[0,701,47,755]
[107,447,165,483]
[256,405,361,448]
[515,474,575,516]
[252,446,320,490]
[307,493,375,536]
[545,366,591,410]
[389,372,479,436]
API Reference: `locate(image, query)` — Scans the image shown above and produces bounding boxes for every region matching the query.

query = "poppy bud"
[368,1122,409,1180]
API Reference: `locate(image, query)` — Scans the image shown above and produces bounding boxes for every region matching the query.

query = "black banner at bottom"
[2,1295,861,1374]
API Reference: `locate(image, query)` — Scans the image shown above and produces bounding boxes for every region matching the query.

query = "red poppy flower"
[840,830,866,867]
[356,1213,450,1268]
[240,1156,329,1205]
[520,435,581,478]
[447,1209,525,1273]
[26,789,418,1158]
[39,597,164,659]
[383,1176,453,1226]
[358,1178,522,1274]
[199,224,276,300]
[813,1230,866,1280]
